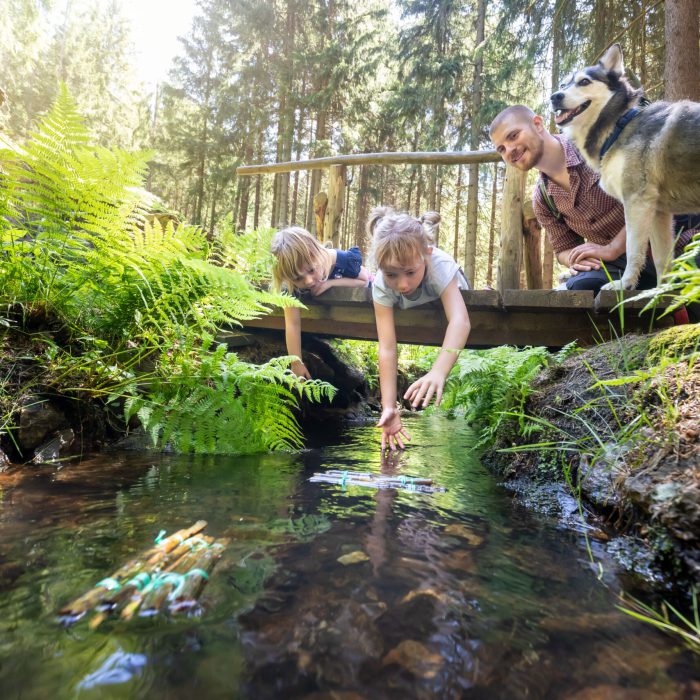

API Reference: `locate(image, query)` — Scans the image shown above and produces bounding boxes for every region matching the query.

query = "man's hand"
[568,242,619,268]
[404,369,447,408]
[291,359,311,380]
[377,407,411,451]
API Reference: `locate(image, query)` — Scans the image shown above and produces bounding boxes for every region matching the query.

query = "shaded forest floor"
[485,324,700,587]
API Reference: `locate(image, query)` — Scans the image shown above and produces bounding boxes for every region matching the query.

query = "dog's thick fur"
[550,44,700,290]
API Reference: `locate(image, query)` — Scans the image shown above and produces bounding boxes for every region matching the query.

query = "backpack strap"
[538,177,562,221]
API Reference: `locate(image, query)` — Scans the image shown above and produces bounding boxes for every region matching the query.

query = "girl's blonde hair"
[367,206,440,269]
[270,226,333,291]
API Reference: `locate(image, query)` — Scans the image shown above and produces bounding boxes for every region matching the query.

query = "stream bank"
[484,324,700,587]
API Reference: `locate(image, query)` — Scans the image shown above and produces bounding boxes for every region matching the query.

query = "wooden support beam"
[497,164,526,292]
[324,164,345,246]
[236,150,501,176]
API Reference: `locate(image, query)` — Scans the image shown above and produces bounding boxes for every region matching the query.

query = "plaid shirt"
[533,134,695,257]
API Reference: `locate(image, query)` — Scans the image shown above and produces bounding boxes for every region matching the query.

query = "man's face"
[491,115,545,171]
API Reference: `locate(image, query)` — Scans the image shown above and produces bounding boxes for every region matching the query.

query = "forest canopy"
[2,0,698,288]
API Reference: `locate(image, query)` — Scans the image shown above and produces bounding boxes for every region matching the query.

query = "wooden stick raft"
[310,470,446,493]
[58,521,227,626]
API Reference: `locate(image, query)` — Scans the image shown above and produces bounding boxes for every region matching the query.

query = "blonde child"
[369,207,471,451]
[271,226,371,379]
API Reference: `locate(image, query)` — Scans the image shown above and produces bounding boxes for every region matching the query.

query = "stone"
[18,397,66,450]
[444,523,485,546]
[381,639,444,679]
[337,550,369,566]
[32,428,75,464]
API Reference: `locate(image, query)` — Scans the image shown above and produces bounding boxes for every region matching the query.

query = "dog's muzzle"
[550,92,591,126]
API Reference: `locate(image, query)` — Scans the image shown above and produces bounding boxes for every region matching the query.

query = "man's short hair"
[489,105,536,136]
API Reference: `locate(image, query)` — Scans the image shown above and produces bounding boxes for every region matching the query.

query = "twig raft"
[310,470,446,493]
[89,535,216,627]
[58,521,207,619]
[58,522,229,625]
[169,539,228,614]
[124,538,218,620]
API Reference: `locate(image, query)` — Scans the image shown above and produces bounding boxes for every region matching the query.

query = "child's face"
[292,263,326,291]
[380,252,427,296]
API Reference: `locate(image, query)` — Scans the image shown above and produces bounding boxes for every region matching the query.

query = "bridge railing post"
[496,164,526,292]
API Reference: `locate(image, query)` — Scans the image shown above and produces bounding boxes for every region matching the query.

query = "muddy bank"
[485,325,700,587]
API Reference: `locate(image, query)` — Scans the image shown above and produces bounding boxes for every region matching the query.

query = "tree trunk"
[464,0,487,285]
[415,167,423,216]
[486,163,499,287]
[453,165,462,260]
[325,165,346,246]
[664,0,700,101]
[355,165,370,254]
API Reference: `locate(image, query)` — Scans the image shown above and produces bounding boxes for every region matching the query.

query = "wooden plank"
[239,288,674,349]
[503,289,594,310]
[593,289,671,312]
[236,150,501,176]
[313,287,502,310]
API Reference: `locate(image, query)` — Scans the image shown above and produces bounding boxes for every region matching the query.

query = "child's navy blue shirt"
[329,247,362,279]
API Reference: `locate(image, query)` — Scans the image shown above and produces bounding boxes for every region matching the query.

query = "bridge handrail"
[236,149,500,176]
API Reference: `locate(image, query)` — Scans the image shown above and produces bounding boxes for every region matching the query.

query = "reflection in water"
[77,649,148,689]
[0,416,697,699]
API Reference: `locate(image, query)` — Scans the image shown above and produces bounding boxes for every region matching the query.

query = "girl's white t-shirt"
[372,247,470,309]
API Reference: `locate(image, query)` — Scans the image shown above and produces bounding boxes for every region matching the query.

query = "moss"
[646,324,700,366]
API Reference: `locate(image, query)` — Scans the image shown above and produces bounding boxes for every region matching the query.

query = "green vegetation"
[0,88,334,455]
[618,589,700,655]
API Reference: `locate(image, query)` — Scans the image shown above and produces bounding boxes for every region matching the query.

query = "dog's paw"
[601,280,634,292]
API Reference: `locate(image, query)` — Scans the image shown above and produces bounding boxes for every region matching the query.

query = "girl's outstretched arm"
[404,279,470,408]
[374,302,411,451]
[283,306,311,379]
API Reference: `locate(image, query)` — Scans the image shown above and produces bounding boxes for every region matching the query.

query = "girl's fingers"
[434,385,443,407]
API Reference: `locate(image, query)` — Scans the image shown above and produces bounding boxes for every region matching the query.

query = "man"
[489,105,697,292]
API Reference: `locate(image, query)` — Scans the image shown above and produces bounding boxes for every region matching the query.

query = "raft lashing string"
[56,521,228,627]
[309,469,446,493]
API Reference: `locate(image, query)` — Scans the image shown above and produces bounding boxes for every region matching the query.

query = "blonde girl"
[271,226,371,379]
[369,207,471,451]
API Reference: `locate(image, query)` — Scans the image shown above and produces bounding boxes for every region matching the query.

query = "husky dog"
[550,44,700,290]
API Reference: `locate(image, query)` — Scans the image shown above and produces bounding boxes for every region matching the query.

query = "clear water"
[0,417,697,699]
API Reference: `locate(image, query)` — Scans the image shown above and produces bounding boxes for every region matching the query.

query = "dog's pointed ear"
[600,43,624,76]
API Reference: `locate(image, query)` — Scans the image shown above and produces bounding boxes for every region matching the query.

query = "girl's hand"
[404,369,446,408]
[291,360,311,380]
[309,280,331,296]
[377,407,411,451]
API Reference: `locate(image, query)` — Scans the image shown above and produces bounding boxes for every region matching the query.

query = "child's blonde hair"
[270,226,333,291]
[367,206,440,269]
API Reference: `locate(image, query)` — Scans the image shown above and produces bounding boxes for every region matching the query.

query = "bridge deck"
[240,289,672,349]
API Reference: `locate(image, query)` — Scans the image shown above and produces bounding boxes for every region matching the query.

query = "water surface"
[0,417,697,699]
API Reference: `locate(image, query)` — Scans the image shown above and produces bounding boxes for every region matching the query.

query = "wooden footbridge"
[241,288,672,349]
[236,151,674,349]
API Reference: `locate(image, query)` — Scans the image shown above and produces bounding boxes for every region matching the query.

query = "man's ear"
[532,114,545,131]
